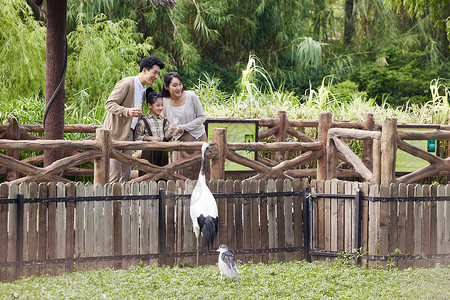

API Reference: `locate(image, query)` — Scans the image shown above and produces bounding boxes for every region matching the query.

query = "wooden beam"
[381,118,397,184]
[328,128,381,140]
[226,149,272,173]
[397,138,442,164]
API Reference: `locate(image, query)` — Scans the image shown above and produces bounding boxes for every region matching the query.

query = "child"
[134,90,176,177]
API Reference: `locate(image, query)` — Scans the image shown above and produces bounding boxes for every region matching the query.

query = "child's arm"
[135,118,161,142]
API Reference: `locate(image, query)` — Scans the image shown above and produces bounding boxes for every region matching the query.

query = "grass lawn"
[0,260,449,299]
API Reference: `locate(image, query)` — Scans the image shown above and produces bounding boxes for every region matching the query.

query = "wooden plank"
[404,184,415,268]
[7,184,19,280]
[267,179,276,262]
[234,180,243,262]
[175,180,185,266]
[121,183,131,269]
[324,180,331,252]
[139,181,150,265]
[250,180,259,263]
[65,183,75,273]
[388,183,398,257]
[46,182,57,276]
[148,181,158,266]
[84,183,95,271]
[429,185,437,264]
[276,179,286,262]
[397,183,407,270]
[56,182,66,275]
[259,180,269,263]
[421,185,431,267]
[360,182,370,267]
[378,184,390,268]
[183,180,194,266]
[413,184,423,267]
[217,179,227,257]
[112,182,123,269]
[225,180,235,253]
[330,181,338,253]
[337,181,345,252]
[0,183,9,280]
[316,180,325,256]
[37,183,48,275]
[446,185,450,260]
[75,182,86,271]
[243,180,252,263]
[206,179,217,265]
[344,181,353,253]
[292,178,303,261]
[165,180,175,266]
[94,183,105,270]
[18,183,28,276]
[27,182,38,276]
[284,179,294,262]
[436,185,446,266]
[368,184,379,268]
[130,182,140,267]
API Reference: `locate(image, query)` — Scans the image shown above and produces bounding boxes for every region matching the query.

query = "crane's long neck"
[200,148,207,178]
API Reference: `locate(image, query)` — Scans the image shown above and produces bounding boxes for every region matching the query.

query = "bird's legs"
[196,236,199,267]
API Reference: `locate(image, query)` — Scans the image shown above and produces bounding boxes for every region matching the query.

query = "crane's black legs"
[196,237,199,267]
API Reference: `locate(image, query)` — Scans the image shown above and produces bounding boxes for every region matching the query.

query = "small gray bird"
[217,244,238,280]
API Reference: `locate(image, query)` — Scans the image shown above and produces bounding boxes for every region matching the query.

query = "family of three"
[103,56,208,183]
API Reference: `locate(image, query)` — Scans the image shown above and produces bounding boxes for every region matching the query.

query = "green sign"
[396,128,436,172]
[206,122,257,171]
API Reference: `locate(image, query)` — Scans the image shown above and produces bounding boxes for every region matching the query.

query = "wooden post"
[94,128,111,185]
[380,118,397,184]
[317,112,332,180]
[6,118,20,181]
[15,193,24,278]
[372,138,381,184]
[274,111,288,163]
[362,113,375,171]
[326,132,337,180]
[211,128,227,180]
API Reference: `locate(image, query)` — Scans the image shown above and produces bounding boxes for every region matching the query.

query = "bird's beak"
[216,248,220,252]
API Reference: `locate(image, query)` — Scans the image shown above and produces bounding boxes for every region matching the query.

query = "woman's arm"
[178,92,206,132]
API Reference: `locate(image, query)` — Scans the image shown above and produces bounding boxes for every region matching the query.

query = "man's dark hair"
[140,56,165,72]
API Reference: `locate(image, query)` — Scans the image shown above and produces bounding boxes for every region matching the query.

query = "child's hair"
[145,89,163,106]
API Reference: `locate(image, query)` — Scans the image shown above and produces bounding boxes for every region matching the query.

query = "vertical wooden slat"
[368,184,379,268]
[139,181,150,265]
[404,184,415,268]
[18,183,28,276]
[388,183,398,258]
[207,179,217,265]
[95,183,105,270]
[360,182,370,267]
[75,182,86,271]
[429,185,437,263]
[183,180,194,265]
[7,184,18,280]
[413,184,423,267]
[175,180,185,266]
[259,180,268,263]
[250,180,259,263]
[37,183,48,275]
[112,183,122,269]
[242,180,252,263]
[46,182,57,276]
[397,183,407,269]
[0,183,9,280]
[445,185,450,258]
[84,183,95,271]
[284,180,294,262]
[148,181,158,266]
[316,180,324,255]
[276,179,286,262]
[130,182,140,268]
[330,181,338,253]
[65,183,75,273]
[292,178,304,261]
[226,180,235,254]
[28,182,38,276]
[337,181,345,252]
[55,182,66,275]
[378,184,390,268]
[324,180,331,252]
[344,181,353,253]
[121,183,131,269]
[217,179,227,257]
[234,180,243,262]
[165,180,175,266]
[436,184,445,266]
[421,185,431,267]
[267,179,276,262]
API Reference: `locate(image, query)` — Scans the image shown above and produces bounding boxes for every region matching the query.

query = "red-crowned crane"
[190,142,218,266]
[217,244,238,280]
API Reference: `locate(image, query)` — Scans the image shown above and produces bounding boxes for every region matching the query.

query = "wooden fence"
[1,179,449,281]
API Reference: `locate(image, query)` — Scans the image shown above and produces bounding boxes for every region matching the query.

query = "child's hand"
[144,136,161,142]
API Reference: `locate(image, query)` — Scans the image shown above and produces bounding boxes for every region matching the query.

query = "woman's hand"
[144,136,161,142]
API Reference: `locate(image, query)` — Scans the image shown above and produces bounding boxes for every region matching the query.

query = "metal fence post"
[158,188,167,266]
[302,189,311,262]
[16,193,24,277]
[354,189,362,265]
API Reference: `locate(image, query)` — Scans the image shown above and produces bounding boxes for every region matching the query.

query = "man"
[104,56,165,183]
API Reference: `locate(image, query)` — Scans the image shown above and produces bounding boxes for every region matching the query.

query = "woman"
[162,71,209,180]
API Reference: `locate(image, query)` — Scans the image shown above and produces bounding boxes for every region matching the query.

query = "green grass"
[1,260,449,299]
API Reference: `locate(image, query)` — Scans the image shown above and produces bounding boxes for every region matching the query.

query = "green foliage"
[66,14,155,109]
[0,0,46,102]
[0,261,449,299]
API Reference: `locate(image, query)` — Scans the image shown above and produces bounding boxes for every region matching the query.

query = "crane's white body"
[217,244,238,280]
[190,142,218,266]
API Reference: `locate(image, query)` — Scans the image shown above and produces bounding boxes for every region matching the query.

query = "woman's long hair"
[162,71,183,98]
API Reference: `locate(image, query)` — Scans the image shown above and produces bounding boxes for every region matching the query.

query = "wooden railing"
[1,112,449,184]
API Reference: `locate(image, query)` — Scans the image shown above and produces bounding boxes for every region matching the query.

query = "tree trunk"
[343,0,355,50]
[44,0,67,167]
